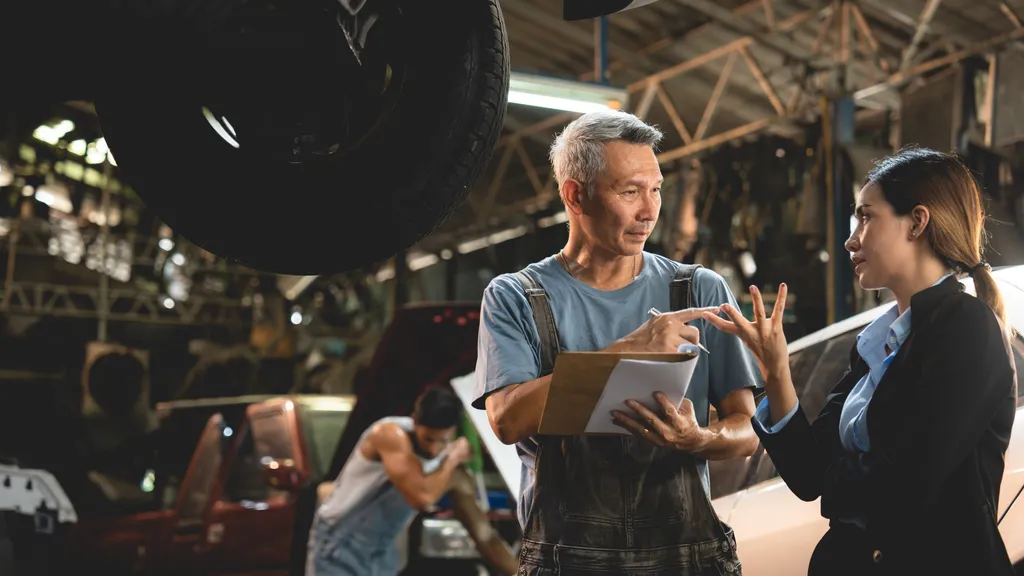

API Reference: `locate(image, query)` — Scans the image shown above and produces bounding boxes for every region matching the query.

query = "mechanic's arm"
[484,376,550,445]
[483,322,680,444]
[689,270,762,460]
[690,387,759,460]
[371,423,465,511]
[447,468,518,576]
[475,278,551,446]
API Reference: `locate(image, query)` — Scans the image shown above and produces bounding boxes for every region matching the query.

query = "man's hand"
[610,307,720,354]
[612,393,710,452]
[448,437,472,464]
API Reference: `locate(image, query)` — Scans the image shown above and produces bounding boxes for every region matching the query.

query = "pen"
[648,307,711,355]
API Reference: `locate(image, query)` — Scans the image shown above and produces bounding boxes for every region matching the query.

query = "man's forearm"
[689,413,759,460]
[487,375,551,445]
[488,337,639,445]
[415,458,464,508]
[448,468,518,576]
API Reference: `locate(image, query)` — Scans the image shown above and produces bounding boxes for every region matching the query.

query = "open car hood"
[451,373,521,501]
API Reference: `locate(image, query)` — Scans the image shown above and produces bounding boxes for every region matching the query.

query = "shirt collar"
[857,272,954,366]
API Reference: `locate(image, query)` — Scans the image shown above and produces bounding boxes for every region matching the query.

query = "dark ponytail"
[867,148,1007,332]
[971,264,1009,335]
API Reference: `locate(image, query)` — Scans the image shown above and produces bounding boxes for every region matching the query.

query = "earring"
[909,228,916,240]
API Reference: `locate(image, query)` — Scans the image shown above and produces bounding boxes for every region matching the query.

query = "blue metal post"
[596,16,608,84]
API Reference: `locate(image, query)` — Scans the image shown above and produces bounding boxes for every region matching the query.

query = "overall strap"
[670,264,704,312]
[514,270,561,376]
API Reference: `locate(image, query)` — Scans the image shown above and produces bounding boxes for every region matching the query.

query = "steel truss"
[452,0,1024,244]
[2,282,251,325]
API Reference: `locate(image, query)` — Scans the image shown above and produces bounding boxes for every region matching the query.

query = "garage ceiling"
[419,0,1024,253]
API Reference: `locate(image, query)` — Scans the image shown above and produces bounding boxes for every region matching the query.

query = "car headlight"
[418,518,481,559]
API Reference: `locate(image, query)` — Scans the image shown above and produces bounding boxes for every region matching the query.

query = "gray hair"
[549,110,664,198]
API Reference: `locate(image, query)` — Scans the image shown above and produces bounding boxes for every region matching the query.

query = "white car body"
[453,265,1024,574]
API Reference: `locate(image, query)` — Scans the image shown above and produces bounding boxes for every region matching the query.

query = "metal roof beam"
[625,9,814,92]
[899,0,943,71]
[577,0,767,82]
[674,0,815,64]
[854,25,1024,100]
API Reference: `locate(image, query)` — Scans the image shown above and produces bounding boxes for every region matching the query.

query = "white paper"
[583,346,700,434]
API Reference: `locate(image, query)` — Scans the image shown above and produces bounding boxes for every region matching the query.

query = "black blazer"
[755,276,1018,574]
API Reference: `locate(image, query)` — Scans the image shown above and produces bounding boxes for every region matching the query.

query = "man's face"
[576,140,663,256]
[412,424,457,459]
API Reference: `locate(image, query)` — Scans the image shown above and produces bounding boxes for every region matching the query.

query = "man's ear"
[561,179,585,216]
[910,205,931,237]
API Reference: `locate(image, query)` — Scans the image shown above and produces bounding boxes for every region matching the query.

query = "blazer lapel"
[864,276,962,452]
[864,338,912,452]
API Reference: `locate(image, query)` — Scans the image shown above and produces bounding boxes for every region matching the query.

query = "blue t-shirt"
[472,252,763,527]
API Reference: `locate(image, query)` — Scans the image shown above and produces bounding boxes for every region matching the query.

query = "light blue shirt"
[472,252,764,528]
[753,274,951,527]
[755,274,953,449]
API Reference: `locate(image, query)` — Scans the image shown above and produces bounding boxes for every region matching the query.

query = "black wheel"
[95,0,509,275]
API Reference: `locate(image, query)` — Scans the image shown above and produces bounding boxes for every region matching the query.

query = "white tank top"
[317,416,448,524]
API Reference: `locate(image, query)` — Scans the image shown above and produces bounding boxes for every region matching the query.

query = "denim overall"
[309,419,443,576]
[515,266,741,576]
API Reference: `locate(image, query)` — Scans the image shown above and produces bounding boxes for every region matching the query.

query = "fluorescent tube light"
[509,71,628,114]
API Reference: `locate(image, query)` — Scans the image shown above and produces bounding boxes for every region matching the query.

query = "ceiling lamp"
[32,120,75,146]
[68,139,87,156]
[85,141,107,165]
[508,71,628,114]
[35,179,73,214]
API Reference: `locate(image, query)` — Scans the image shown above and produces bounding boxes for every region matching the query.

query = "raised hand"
[448,437,472,464]
[702,284,790,380]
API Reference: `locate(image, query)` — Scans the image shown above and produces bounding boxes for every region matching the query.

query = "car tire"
[95,0,509,275]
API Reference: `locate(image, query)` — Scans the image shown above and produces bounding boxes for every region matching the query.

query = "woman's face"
[845,182,916,291]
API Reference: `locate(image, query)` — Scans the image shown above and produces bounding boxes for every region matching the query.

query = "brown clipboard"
[536,351,698,435]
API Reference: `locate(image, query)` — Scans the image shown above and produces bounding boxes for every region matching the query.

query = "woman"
[704,147,1017,575]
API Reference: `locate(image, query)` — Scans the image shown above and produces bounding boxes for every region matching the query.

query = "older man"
[472,110,763,574]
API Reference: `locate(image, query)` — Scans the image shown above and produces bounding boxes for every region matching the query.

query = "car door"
[198,398,310,576]
[166,413,230,574]
[70,474,178,575]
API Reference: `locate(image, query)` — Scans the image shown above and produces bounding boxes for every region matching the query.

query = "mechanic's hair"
[866,146,1005,328]
[549,110,663,200]
[412,386,462,430]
